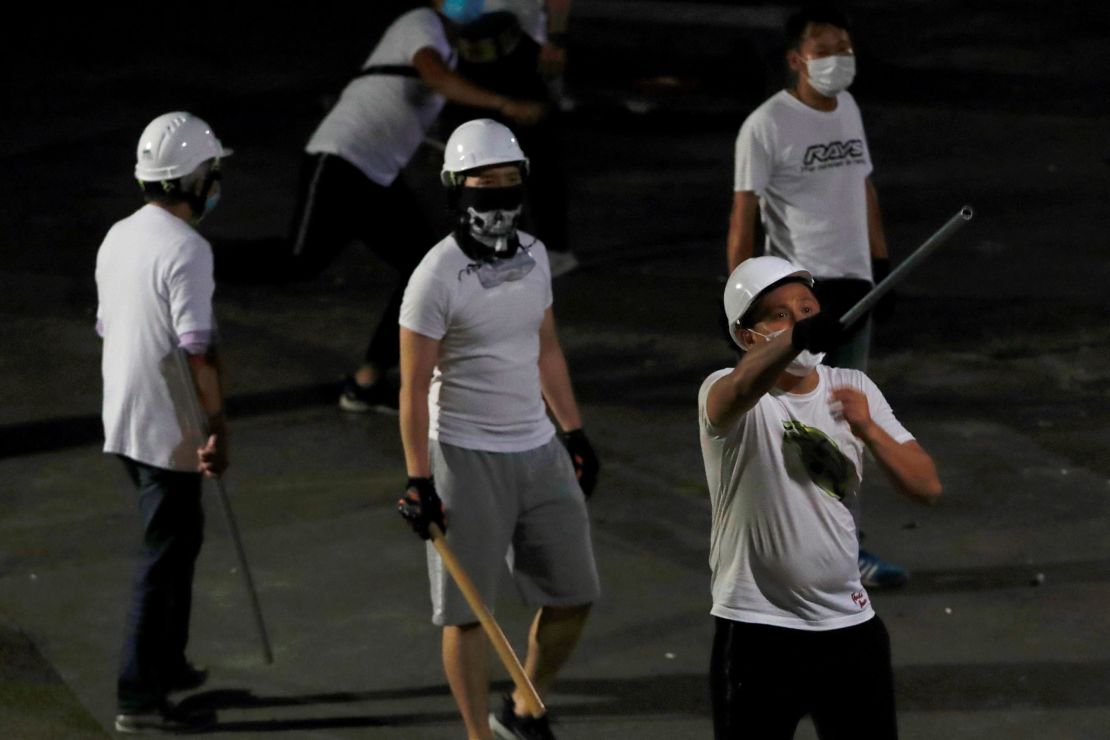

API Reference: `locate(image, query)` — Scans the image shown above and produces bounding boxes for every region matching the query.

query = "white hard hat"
[441,118,529,186]
[134,111,232,182]
[723,256,813,349]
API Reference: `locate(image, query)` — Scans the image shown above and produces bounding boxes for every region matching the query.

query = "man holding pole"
[396,118,600,740]
[96,111,229,734]
[700,256,942,738]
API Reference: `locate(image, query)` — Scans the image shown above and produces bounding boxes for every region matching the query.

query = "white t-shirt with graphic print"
[698,364,913,630]
[400,231,556,453]
[307,8,455,186]
[734,89,874,281]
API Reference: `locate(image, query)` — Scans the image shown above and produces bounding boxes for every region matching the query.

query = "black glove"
[791,312,843,353]
[871,257,897,322]
[562,429,600,498]
[397,477,446,540]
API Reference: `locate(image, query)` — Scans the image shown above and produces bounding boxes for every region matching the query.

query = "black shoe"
[338,376,399,415]
[168,662,208,692]
[115,701,216,734]
[489,694,555,740]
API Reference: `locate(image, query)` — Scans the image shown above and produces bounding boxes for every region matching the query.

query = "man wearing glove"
[397,118,599,740]
[699,256,941,738]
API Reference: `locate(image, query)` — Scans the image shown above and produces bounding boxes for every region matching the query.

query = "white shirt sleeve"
[166,238,215,338]
[532,241,554,310]
[733,113,773,194]
[860,374,914,444]
[401,9,453,65]
[400,262,452,341]
[698,369,738,440]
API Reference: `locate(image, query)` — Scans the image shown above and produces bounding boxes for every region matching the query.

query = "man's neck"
[775,368,820,394]
[789,84,839,113]
[151,200,195,222]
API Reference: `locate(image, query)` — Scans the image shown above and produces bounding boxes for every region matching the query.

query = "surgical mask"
[784,349,825,377]
[748,327,826,376]
[441,0,484,24]
[188,168,221,223]
[805,54,856,97]
[203,190,220,217]
[455,185,525,256]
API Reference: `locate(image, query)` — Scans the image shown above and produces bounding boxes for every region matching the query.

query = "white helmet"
[440,118,529,186]
[134,111,232,182]
[723,256,813,349]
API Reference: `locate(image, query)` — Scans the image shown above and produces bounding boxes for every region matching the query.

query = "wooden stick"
[428,522,546,718]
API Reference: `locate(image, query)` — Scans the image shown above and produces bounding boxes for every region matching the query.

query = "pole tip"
[959,205,974,220]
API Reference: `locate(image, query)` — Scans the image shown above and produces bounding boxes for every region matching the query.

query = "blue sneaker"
[858,549,908,590]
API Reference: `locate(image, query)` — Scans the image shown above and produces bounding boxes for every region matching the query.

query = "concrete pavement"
[4,1,1110,737]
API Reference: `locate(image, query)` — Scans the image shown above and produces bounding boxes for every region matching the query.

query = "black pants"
[287,152,432,371]
[442,13,569,253]
[710,616,897,740]
[116,457,204,712]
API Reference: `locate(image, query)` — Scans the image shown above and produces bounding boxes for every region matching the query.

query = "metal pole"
[839,205,974,329]
[174,350,274,664]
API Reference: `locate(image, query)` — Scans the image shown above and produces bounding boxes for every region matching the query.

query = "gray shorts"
[426,436,601,626]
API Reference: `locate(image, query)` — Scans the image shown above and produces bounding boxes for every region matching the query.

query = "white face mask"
[748,327,826,377]
[784,349,826,377]
[805,54,856,97]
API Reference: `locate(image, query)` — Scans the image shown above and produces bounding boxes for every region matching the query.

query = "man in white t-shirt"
[397,119,599,740]
[96,112,231,734]
[728,5,905,589]
[288,1,546,415]
[699,256,941,738]
[728,5,890,371]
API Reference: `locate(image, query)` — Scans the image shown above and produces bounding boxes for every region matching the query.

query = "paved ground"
[3,1,1110,738]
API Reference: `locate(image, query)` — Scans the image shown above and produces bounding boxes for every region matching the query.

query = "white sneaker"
[547,251,579,278]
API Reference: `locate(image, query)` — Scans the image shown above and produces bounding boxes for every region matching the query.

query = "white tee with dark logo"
[734,89,874,281]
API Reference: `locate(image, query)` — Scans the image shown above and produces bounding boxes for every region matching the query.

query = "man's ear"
[786,48,805,75]
[735,326,754,350]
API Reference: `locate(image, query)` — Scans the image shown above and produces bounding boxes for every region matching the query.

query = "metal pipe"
[174,349,274,664]
[839,205,974,329]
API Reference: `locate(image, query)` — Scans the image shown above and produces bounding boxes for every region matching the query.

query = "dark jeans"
[116,456,204,713]
[711,616,898,740]
[287,152,432,371]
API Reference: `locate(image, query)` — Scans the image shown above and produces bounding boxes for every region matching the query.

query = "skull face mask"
[452,184,525,260]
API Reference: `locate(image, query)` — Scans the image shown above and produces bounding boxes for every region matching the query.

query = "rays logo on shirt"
[802,139,866,171]
[782,420,853,501]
